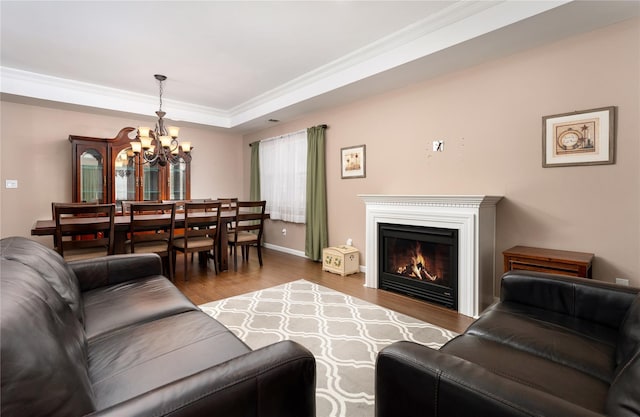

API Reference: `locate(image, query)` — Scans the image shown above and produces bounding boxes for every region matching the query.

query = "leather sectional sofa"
[1,236,316,417]
[376,270,640,417]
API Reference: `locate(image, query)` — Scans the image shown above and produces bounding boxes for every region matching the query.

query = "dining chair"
[120,200,138,216]
[162,199,186,212]
[218,197,239,234]
[217,197,238,212]
[51,201,93,249]
[172,201,221,280]
[53,203,115,261]
[228,200,266,270]
[128,202,176,280]
[188,198,214,203]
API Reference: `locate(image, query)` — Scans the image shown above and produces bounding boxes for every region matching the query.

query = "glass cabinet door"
[143,163,161,201]
[79,148,105,203]
[169,159,188,200]
[114,148,136,210]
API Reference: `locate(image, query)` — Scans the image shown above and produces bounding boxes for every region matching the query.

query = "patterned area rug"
[199,279,457,417]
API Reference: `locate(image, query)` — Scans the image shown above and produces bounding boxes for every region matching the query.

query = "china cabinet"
[70,127,190,210]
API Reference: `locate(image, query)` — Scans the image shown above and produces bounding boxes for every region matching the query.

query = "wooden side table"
[503,245,594,278]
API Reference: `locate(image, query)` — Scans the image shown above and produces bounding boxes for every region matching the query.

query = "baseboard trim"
[263,243,307,258]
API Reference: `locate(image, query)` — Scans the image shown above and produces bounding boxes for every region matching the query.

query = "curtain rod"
[249,124,328,147]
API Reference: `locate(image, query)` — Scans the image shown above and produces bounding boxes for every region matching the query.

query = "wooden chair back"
[128,202,176,253]
[53,203,115,259]
[218,197,238,212]
[162,199,186,211]
[188,198,214,203]
[232,200,266,238]
[121,200,139,216]
[228,200,266,270]
[183,201,222,243]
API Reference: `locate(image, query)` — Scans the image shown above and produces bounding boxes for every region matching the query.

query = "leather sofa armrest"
[500,271,639,328]
[86,340,316,417]
[376,341,605,417]
[69,254,163,292]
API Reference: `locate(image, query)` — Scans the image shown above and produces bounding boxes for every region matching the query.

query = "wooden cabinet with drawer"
[503,245,594,278]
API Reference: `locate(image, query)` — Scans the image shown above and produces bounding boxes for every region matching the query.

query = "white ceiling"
[1,1,638,133]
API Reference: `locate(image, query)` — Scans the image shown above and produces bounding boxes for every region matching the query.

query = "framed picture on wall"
[341,145,366,179]
[542,106,616,167]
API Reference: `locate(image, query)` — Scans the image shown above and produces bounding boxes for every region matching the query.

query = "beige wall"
[1,18,637,290]
[244,18,640,288]
[0,101,244,247]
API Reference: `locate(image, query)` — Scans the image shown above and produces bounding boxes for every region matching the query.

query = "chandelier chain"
[158,78,164,112]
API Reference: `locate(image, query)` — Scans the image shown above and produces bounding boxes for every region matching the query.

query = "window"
[259,130,307,223]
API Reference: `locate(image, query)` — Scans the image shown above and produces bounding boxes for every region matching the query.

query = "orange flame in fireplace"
[396,242,437,281]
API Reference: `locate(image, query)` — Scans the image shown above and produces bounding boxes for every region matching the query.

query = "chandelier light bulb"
[140,136,152,149]
[168,126,180,138]
[130,141,142,154]
[159,136,172,148]
[138,126,151,137]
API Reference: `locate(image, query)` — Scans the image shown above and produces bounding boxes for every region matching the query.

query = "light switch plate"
[5,179,18,189]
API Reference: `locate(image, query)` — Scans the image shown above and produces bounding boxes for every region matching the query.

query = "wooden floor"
[173,247,475,334]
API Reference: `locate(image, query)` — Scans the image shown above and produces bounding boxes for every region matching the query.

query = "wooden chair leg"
[234,245,238,271]
[184,251,188,282]
[257,244,263,267]
[211,247,218,274]
[167,255,174,282]
[172,250,177,279]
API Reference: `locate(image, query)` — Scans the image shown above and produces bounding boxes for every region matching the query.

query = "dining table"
[31,210,267,272]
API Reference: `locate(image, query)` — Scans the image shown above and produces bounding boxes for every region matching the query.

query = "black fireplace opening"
[378,223,458,310]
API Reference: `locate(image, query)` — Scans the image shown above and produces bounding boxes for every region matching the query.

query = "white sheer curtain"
[259,130,307,223]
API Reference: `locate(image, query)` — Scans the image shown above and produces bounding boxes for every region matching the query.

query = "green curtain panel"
[305,126,328,261]
[250,142,260,201]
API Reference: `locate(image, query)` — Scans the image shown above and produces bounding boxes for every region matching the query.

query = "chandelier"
[130,74,192,166]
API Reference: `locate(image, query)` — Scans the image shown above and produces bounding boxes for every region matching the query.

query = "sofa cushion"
[606,349,640,417]
[606,294,640,417]
[490,301,620,347]
[616,294,640,367]
[1,259,95,417]
[500,272,637,329]
[88,310,251,410]
[442,334,609,413]
[466,305,616,383]
[82,275,198,340]
[0,236,84,324]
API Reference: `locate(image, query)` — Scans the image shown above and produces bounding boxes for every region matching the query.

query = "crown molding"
[0,67,231,127]
[1,1,568,129]
[227,0,569,126]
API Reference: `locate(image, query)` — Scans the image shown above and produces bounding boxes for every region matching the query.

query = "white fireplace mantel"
[359,194,502,317]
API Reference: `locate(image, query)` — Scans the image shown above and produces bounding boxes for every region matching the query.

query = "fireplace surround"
[359,195,502,317]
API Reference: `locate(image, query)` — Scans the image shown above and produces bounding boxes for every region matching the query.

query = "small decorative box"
[322,245,360,276]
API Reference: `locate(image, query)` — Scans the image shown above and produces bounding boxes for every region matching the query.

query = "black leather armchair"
[376,271,640,417]
[1,237,316,417]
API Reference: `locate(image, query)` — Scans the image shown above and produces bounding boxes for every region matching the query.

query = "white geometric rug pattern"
[199,279,457,417]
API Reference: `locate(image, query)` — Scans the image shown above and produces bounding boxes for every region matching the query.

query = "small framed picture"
[341,145,366,179]
[542,106,616,167]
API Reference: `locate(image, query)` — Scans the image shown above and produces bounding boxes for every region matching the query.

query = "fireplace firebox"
[378,223,458,310]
